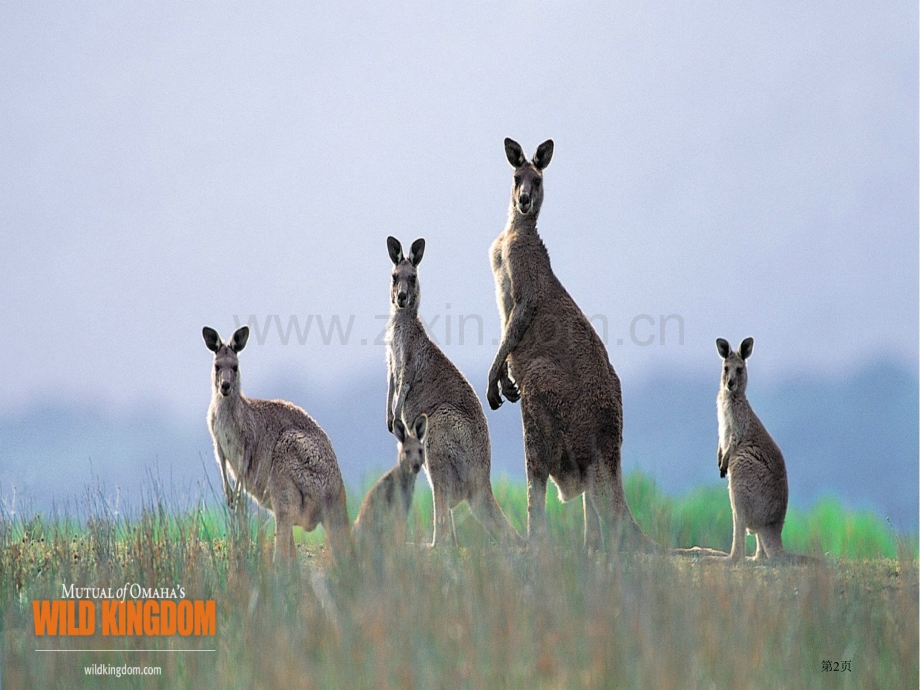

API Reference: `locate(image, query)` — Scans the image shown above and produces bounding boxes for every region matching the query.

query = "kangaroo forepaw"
[486,378,503,410]
[500,376,520,403]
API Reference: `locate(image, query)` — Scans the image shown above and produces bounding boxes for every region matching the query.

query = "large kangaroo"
[354,414,427,547]
[203,325,351,562]
[716,337,790,560]
[386,237,523,547]
[487,138,653,552]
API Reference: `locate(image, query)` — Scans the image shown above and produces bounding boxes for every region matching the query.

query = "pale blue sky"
[1,2,916,418]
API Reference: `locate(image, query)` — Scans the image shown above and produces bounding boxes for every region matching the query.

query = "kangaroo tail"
[470,485,525,547]
[618,509,663,553]
[323,488,355,563]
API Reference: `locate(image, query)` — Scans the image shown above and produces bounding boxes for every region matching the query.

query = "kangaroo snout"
[396,291,408,309]
[220,380,232,396]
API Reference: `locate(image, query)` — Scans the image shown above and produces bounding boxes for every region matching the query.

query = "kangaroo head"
[387,236,425,312]
[716,337,753,395]
[505,138,553,217]
[203,326,249,397]
[393,413,427,474]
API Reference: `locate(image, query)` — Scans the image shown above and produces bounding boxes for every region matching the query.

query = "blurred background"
[0,3,916,528]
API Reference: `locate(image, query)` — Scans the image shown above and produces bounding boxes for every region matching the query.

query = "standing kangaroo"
[716,337,789,560]
[353,414,427,547]
[203,325,351,562]
[386,236,523,547]
[487,138,653,552]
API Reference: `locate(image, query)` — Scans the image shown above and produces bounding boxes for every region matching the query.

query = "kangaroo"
[386,236,523,547]
[716,337,790,561]
[487,138,655,553]
[354,414,427,547]
[203,325,351,562]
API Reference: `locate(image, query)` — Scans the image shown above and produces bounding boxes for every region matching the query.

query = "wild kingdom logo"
[33,583,215,636]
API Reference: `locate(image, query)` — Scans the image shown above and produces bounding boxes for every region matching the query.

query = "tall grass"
[312,471,916,560]
[0,472,916,688]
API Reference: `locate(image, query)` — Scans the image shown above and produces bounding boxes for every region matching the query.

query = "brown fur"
[203,326,351,563]
[354,414,427,548]
[716,337,804,562]
[487,138,655,552]
[386,237,523,547]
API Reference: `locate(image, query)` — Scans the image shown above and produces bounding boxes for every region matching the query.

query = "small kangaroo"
[716,337,789,560]
[203,325,351,562]
[353,414,427,547]
[488,138,654,552]
[386,236,523,547]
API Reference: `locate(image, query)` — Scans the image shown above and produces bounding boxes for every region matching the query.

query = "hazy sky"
[1,3,916,419]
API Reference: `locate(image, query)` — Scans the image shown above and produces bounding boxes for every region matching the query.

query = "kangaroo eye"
[533,178,542,188]
[409,276,416,286]
[232,365,238,373]
[392,274,398,284]
[215,364,220,373]
[514,175,522,185]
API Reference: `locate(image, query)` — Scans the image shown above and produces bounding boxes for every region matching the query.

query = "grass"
[0,471,917,688]
[323,471,916,560]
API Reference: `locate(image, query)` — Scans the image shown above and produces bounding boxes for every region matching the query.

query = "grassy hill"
[1,476,916,688]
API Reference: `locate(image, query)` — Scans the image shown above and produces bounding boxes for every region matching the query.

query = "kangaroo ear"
[409,238,426,267]
[504,138,526,168]
[716,338,731,359]
[387,236,404,265]
[533,139,554,170]
[230,326,249,353]
[393,418,407,444]
[739,337,754,360]
[203,327,222,353]
[413,413,428,442]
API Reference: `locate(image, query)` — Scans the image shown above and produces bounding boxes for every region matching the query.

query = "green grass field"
[1,471,917,688]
